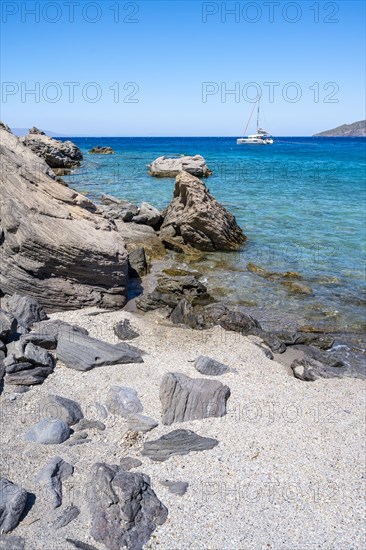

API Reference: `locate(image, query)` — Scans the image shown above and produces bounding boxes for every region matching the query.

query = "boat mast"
[256,97,260,133]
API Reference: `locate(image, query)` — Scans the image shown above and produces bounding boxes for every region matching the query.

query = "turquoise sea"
[62,137,366,365]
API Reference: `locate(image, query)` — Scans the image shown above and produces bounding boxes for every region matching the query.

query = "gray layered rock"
[132,202,162,228]
[24,320,88,350]
[24,342,55,368]
[127,414,158,433]
[142,429,219,462]
[159,171,246,251]
[25,418,70,444]
[136,275,211,312]
[105,386,143,417]
[0,127,129,311]
[291,354,347,381]
[159,480,188,496]
[34,456,74,508]
[5,365,54,385]
[19,128,82,168]
[148,155,212,178]
[128,247,148,278]
[88,462,168,550]
[1,294,47,330]
[194,355,230,376]
[41,395,84,426]
[56,331,143,371]
[0,479,28,533]
[74,419,105,431]
[0,310,16,341]
[113,319,139,341]
[53,505,80,529]
[99,198,139,222]
[160,373,230,425]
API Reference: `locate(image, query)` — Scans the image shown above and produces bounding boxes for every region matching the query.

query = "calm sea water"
[62,136,366,342]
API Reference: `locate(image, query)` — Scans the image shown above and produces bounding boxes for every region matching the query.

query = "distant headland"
[314,120,366,137]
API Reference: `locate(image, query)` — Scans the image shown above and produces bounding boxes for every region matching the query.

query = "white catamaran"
[237,98,274,145]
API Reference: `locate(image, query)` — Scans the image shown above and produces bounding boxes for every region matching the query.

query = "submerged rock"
[0,127,129,311]
[160,171,246,251]
[148,154,212,178]
[160,372,230,425]
[89,146,114,154]
[142,429,219,462]
[0,479,28,533]
[88,462,168,550]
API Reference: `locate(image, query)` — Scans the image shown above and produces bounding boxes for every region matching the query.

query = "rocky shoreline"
[0,124,365,549]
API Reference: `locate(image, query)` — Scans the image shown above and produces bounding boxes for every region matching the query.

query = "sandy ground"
[1,307,365,550]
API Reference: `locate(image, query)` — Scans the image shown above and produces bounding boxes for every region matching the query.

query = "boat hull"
[237,138,273,145]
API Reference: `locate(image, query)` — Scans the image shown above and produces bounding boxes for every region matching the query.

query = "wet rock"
[160,171,245,251]
[142,429,219,462]
[113,319,139,341]
[88,462,168,550]
[160,373,230,425]
[194,356,230,376]
[89,146,114,154]
[291,355,347,381]
[53,505,80,529]
[281,281,313,295]
[128,247,148,278]
[25,418,70,444]
[1,294,48,330]
[148,154,212,178]
[56,331,143,371]
[159,480,188,496]
[120,457,142,471]
[41,395,84,426]
[0,479,28,533]
[127,414,158,433]
[105,386,143,418]
[35,456,73,508]
[257,331,287,354]
[74,419,105,431]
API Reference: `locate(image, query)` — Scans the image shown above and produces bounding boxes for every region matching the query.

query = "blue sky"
[1,0,365,135]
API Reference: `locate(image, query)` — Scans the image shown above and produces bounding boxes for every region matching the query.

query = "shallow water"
[62,136,366,362]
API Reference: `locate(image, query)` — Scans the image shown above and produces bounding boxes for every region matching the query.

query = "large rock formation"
[148,155,212,178]
[0,127,129,311]
[159,171,246,251]
[19,127,82,168]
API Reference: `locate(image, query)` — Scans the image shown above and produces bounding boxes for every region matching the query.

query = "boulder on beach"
[148,154,212,178]
[159,171,246,251]
[88,146,115,154]
[0,126,129,311]
[19,127,82,168]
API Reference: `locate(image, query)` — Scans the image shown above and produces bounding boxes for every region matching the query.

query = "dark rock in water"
[291,355,348,381]
[89,146,114,154]
[0,535,25,549]
[0,127,129,311]
[194,355,230,376]
[1,294,47,330]
[88,462,168,550]
[53,505,80,529]
[120,457,143,471]
[66,539,98,550]
[0,310,17,341]
[142,429,219,462]
[5,365,54,385]
[113,319,140,341]
[105,386,143,418]
[159,171,246,251]
[127,414,158,433]
[35,456,74,508]
[74,419,105,431]
[41,395,84,426]
[0,479,28,533]
[160,373,230,425]
[25,320,88,350]
[25,418,70,444]
[24,343,55,368]
[132,202,162,228]
[136,275,211,312]
[159,480,188,496]
[56,331,143,371]
[128,247,148,278]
